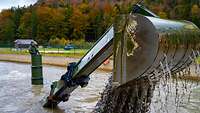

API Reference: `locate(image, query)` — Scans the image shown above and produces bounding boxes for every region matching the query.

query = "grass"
[0,48,88,58]
[0,48,28,55]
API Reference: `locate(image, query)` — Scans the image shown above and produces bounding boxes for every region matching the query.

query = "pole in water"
[29,41,43,85]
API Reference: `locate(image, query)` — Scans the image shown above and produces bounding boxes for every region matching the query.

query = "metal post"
[31,54,43,85]
[29,41,43,85]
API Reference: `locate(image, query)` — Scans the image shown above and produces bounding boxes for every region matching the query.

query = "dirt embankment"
[0,54,112,72]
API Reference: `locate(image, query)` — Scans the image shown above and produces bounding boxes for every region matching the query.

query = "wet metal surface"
[113,14,200,85]
[0,62,109,113]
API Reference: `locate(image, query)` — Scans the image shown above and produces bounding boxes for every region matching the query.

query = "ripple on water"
[0,62,110,113]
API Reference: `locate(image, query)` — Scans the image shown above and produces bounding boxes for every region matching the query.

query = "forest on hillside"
[0,0,199,46]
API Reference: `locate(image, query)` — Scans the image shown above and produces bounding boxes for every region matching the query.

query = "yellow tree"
[191,4,200,27]
[36,6,66,44]
[69,4,89,40]
[0,10,15,42]
[191,4,200,17]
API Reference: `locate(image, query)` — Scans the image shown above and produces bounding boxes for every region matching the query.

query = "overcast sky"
[0,0,37,12]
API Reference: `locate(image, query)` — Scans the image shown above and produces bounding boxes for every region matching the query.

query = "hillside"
[35,0,69,7]
[0,0,199,45]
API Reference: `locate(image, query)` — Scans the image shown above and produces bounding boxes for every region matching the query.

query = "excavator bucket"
[113,14,200,85]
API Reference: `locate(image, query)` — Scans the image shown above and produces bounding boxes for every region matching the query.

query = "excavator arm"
[43,3,159,108]
[43,4,180,107]
[43,26,114,107]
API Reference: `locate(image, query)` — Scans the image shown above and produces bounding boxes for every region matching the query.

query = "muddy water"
[1,61,200,113]
[0,62,110,113]
[150,78,200,113]
[150,66,200,113]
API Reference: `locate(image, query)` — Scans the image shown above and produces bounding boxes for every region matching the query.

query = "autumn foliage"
[0,0,199,45]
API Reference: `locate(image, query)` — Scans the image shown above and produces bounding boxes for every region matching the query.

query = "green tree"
[11,6,24,39]
[18,12,32,39]
[3,19,15,41]
[31,9,38,40]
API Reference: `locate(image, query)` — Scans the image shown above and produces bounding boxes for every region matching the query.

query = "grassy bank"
[0,48,88,58]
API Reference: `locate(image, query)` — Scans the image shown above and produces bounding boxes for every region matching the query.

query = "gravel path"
[0,54,112,72]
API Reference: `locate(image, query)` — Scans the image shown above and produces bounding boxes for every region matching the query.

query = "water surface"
[0,61,200,113]
[0,62,109,113]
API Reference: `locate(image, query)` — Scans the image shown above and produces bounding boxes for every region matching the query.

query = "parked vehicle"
[64,44,75,50]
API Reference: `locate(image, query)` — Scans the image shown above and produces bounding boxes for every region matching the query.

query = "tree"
[36,6,66,44]
[69,5,89,40]
[64,4,73,39]
[3,19,15,41]
[0,0,199,44]
[191,4,200,27]
[31,9,38,40]
[11,6,24,39]
[0,9,15,42]
[158,11,168,18]
[49,37,68,46]
[191,4,200,16]
[18,12,32,39]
